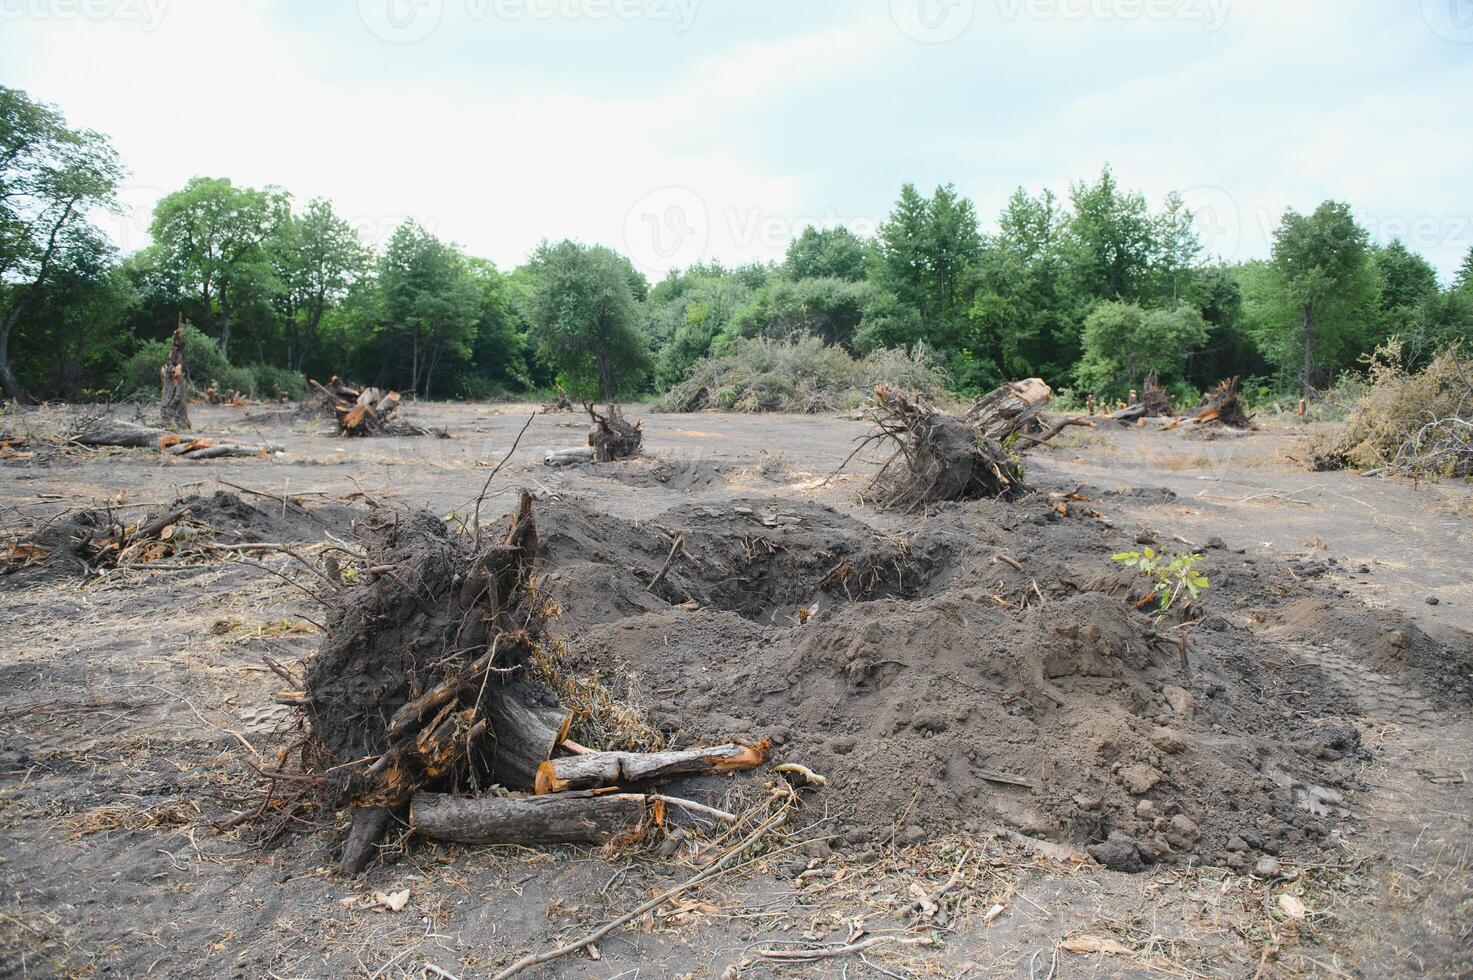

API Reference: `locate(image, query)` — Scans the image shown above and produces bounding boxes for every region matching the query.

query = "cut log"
[964,378,1052,441]
[75,419,176,449]
[535,742,769,795]
[545,447,594,467]
[179,442,283,460]
[161,314,191,431]
[484,683,573,790]
[410,790,649,846]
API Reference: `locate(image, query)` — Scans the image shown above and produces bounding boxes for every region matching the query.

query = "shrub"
[247,364,307,400]
[655,334,948,414]
[119,325,233,397]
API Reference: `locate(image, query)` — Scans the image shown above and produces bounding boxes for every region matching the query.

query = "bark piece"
[410,790,649,845]
[535,742,769,795]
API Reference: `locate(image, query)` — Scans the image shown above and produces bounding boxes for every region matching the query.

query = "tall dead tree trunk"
[161,314,191,431]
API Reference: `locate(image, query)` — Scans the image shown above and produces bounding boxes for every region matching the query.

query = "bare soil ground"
[1,402,1469,979]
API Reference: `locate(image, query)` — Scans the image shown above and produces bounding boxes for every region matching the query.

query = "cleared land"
[1,402,1469,978]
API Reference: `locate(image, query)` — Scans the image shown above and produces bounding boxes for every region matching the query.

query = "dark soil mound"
[9,490,359,578]
[525,490,1464,872]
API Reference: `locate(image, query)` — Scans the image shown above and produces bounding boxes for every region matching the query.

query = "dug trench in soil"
[519,488,1470,873]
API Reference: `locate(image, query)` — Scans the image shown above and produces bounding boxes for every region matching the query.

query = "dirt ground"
[1,402,1469,979]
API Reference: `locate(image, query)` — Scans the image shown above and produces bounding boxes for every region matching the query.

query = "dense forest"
[2,84,1469,408]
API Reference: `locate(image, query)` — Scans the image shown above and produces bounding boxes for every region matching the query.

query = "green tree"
[0,86,125,400]
[270,198,368,371]
[875,183,981,346]
[1455,247,1473,292]
[1076,301,1209,396]
[376,220,480,397]
[965,186,1074,383]
[149,176,290,358]
[1151,191,1204,303]
[1064,164,1154,305]
[784,225,867,282]
[523,240,650,399]
[464,256,530,392]
[1255,201,1380,393]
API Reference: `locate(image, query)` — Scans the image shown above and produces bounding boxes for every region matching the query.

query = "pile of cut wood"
[1110,372,1172,422]
[281,493,765,873]
[309,377,429,437]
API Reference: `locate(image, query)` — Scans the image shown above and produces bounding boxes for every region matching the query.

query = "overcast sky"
[3,0,1470,281]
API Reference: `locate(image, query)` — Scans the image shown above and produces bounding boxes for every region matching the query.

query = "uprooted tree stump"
[310,378,427,437]
[586,403,643,462]
[540,386,574,414]
[300,492,564,871]
[1192,377,1253,429]
[852,379,1055,511]
[161,315,191,431]
[1112,372,1171,423]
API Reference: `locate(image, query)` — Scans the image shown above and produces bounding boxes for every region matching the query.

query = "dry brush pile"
[1312,341,1473,478]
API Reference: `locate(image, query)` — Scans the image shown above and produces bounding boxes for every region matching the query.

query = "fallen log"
[544,447,594,467]
[535,742,769,795]
[410,790,650,845]
[75,419,177,449]
[180,442,284,460]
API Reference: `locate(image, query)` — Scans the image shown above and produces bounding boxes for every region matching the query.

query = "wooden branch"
[536,742,768,795]
[647,534,685,593]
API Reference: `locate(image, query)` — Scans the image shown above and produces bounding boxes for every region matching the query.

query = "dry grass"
[1311,341,1472,478]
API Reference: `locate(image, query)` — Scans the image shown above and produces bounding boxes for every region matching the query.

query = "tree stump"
[161,314,190,431]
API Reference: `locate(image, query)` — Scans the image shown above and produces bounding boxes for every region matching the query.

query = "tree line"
[3,84,1469,406]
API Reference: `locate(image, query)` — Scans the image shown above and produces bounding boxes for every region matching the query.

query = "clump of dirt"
[527,490,1463,873]
[533,495,955,625]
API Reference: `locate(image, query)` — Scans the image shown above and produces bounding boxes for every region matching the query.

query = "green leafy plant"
[1111,547,1209,612]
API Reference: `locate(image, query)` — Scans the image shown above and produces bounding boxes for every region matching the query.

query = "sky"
[2,0,1470,282]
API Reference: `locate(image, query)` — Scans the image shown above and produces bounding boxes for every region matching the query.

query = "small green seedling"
[1111,547,1209,612]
